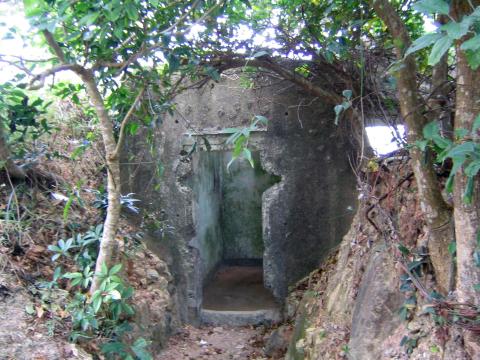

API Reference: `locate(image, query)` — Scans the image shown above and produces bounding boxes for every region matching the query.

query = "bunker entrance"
[190,149,280,325]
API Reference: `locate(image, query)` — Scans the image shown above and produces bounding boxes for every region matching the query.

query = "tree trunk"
[78,69,121,294]
[371,0,454,293]
[450,4,480,357]
[0,124,26,180]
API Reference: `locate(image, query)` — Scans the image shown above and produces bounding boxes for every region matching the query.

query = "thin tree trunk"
[452,2,480,307]
[371,0,454,293]
[0,124,26,179]
[78,69,121,294]
[450,4,480,357]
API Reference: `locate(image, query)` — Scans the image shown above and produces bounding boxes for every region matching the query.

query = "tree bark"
[451,4,480,357]
[371,0,454,293]
[451,1,480,308]
[78,69,122,294]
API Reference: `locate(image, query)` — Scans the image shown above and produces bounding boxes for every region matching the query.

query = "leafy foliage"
[46,224,150,359]
[407,2,480,68]
[88,187,141,217]
[221,115,268,170]
[0,79,52,157]
[419,118,480,203]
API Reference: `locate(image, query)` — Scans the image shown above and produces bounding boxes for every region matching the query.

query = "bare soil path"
[157,325,271,360]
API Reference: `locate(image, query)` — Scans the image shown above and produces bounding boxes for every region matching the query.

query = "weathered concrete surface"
[123,70,358,323]
[188,150,278,285]
[200,309,282,326]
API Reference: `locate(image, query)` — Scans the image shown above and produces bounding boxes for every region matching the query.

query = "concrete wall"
[122,70,358,323]
[220,151,278,261]
[190,151,224,283]
[188,150,277,284]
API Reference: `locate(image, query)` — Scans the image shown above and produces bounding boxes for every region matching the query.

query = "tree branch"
[94,0,225,72]
[112,86,146,159]
[28,64,81,90]
[0,58,34,77]
[42,30,67,63]
[208,55,343,105]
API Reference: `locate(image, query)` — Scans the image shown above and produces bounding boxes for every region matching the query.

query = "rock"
[146,268,160,283]
[264,325,292,357]
[348,247,404,360]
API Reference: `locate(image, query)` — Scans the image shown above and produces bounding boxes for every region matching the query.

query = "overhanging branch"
[208,55,343,106]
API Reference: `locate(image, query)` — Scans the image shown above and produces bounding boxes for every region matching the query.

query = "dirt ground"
[157,325,272,360]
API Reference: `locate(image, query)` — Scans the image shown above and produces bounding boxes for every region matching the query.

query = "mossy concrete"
[189,150,278,283]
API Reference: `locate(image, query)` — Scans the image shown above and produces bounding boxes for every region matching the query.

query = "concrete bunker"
[123,69,359,326]
[185,133,281,324]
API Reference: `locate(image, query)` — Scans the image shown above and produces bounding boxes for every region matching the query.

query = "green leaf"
[79,12,100,26]
[334,104,344,125]
[131,338,153,360]
[422,121,439,140]
[202,136,211,152]
[432,134,451,150]
[63,194,75,222]
[415,139,429,151]
[445,142,476,158]
[445,155,466,193]
[92,296,102,313]
[464,176,475,204]
[122,302,135,315]
[413,0,450,16]
[448,242,456,256]
[243,148,254,168]
[472,114,480,133]
[442,21,471,40]
[398,244,410,256]
[405,32,443,56]
[254,115,268,126]
[465,49,480,70]
[127,122,139,135]
[455,128,469,139]
[106,7,122,22]
[109,263,123,275]
[204,66,220,81]
[63,272,83,279]
[125,3,138,21]
[101,261,108,276]
[461,34,480,52]
[101,341,128,355]
[428,35,452,66]
[48,245,61,252]
[342,89,352,100]
[465,160,480,178]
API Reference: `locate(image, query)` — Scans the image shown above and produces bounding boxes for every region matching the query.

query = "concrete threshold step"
[200,308,282,326]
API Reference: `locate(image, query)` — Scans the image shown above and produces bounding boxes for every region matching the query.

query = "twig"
[112,86,146,158]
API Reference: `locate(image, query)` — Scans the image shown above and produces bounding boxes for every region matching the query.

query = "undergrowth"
[0,95,155,359]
